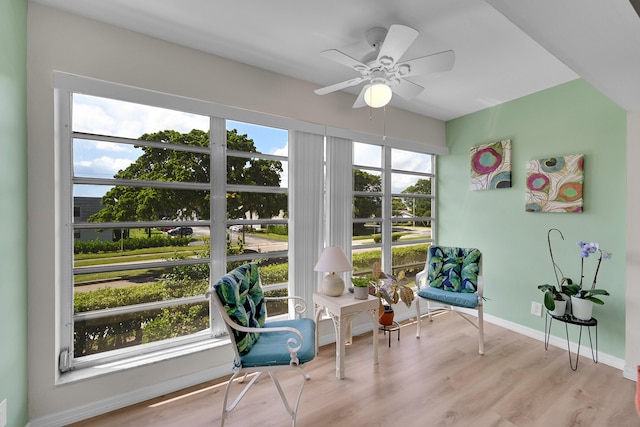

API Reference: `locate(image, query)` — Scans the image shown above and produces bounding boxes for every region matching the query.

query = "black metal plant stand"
[379,321,400,347]
[544,311,598,371]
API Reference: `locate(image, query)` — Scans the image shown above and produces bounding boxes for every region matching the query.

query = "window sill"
[57,338,229,385]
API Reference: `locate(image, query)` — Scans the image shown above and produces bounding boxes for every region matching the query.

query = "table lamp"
[314,246,352,296]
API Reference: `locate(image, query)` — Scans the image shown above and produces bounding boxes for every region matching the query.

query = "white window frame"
[352,143,436,274]
[53,72,444,378]
[54,75,303,372]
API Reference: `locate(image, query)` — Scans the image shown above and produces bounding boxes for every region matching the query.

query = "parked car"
[167,227,193,237]
[229,225,243,232]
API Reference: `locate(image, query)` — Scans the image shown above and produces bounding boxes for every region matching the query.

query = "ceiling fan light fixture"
[364,83,392,108]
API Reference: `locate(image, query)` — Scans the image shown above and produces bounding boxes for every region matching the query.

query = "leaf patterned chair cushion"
[212,263,266,355]
[427,246,480,293]
[417,246,481,309]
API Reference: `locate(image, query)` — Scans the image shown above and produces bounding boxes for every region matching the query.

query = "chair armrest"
[415,269,428,290]
[208,290,305,355]
[265,295,308,317]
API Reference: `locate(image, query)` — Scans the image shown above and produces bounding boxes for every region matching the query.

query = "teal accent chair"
[206,263,316,426]
[415,246,484,355]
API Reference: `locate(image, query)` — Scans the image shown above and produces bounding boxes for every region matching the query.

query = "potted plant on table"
[370,261,414,326]
[351,276,371,300]
[537,228,611,320]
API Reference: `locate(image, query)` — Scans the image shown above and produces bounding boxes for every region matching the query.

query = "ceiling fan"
[314,24,455,108]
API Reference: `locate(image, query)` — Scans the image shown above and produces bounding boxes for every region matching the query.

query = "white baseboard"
[482,313,627,373]
[28,365,230,427]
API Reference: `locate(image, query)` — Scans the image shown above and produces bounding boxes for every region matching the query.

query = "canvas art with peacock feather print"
[525,154,584,213]
[470,139,512,190]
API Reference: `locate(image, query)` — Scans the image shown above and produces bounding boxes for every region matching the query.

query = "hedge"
[73,244,430,356]
[74,235,191,254]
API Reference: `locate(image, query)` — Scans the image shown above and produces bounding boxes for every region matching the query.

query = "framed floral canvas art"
[525,154,584,213]
[470,139,511,190]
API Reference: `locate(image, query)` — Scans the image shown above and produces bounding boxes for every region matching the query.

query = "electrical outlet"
[531,301,542,317]
[0,399,7,427]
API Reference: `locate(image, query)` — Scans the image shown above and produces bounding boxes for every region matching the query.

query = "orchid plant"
[537,228,611,310]
[574,241,612,303]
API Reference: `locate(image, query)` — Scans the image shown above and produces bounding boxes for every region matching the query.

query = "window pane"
[73,138,210,183]
[73,94,209,138]
[227,188,287,217]
[391,243,431,287]
[391,174,432,196]
[353,168,381,193]
[353,195,381,219]
[392,196,432,222]
[74,256,210,298]
[73,188,211,223]
[391,148,432,174]
[352,221,381,240]
[73,301,210,357]
[352,247,382,275]
[354,142,381,167]
[226,222,288,257]
[227,121,288,155]
[226,156,287,188]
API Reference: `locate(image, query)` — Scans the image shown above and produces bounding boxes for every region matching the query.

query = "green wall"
[442,79,627,358]
[0,0,29,426]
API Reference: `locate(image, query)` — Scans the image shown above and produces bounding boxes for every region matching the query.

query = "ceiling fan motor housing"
[366,27,388,50]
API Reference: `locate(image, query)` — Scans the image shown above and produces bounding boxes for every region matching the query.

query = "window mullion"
[57,87,75,372]
[381,146,392,273]
[210,117,227,336]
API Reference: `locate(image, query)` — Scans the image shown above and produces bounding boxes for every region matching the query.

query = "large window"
[60,93,289,371]
[54,73,440,375]
[352,143,435,284]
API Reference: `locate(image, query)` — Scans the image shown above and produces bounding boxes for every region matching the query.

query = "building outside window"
[54,75,438,375]
[59,92,289,371]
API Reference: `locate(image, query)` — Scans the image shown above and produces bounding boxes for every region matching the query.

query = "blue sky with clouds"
[72,94,430,197]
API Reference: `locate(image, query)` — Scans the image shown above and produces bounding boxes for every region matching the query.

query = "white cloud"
[94,140,127,152]
[74,156,134,178]
[272,142,288,157]
[74,94,208,138]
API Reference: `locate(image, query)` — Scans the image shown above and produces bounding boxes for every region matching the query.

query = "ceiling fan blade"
[352,86,368,108]
[320,49,369,71]
[314,77,367,95]
[397,50,455,77]
[376,24,419,67]
[392,79,424,100]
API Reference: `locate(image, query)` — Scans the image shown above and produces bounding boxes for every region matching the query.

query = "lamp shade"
[364,83,392,108]
[314,246,352,272]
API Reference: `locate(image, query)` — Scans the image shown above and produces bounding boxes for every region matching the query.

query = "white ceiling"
[31,0,640,121]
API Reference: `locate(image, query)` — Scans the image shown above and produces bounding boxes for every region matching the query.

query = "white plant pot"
[561,293,572,315]
[571,296,593,321]
[353,286,369,300]
[549,299,567,317]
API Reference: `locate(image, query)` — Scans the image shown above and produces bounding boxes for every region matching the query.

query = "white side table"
[313,292,379,379]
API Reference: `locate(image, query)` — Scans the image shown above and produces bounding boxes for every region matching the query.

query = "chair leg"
[415,298,421,338]
[478,305,485,355]
[268,366,308,427]
[221,370,263,426]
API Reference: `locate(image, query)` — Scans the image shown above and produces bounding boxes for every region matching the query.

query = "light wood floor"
[67,311,639,427]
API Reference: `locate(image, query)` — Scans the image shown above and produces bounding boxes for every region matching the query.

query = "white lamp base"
[322,273,345,296]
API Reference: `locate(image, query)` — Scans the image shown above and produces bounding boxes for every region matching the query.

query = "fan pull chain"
[383,105,387,140]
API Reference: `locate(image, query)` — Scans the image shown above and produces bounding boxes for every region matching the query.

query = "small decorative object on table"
[351,276,371,300]
[537,228,611,320]
[314,246,353,296]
